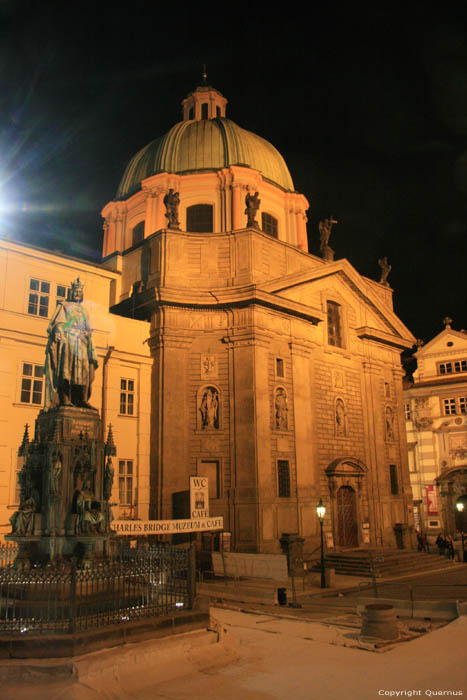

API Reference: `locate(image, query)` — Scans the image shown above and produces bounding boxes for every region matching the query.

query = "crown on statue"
[71,277,84,293]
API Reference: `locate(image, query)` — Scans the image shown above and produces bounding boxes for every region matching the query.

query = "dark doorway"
[336,486,358,547]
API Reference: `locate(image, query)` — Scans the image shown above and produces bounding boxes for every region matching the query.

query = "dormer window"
[187,204,213,233]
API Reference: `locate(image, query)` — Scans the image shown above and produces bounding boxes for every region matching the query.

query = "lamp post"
[316,498,326,588]
[455,498,466,562]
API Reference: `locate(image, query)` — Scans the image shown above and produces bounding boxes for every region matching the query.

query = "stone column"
[154,188,167,232]
[144,191,157,237]
[289,340,316,538]
[296,210,308,252]
[232,184,244,230]
[361,359,385,546]
[148,325,193,520]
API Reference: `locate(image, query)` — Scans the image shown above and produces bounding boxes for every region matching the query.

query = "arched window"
[132,221,145,246]
[187,204,213,233]
[262,212,278,238]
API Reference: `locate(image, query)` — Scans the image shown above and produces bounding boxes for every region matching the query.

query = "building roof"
[116,117,295,199]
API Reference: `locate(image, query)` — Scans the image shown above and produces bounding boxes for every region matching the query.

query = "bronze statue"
[319,216,338,251]
[163,189,180,229]
[44,278,98,408]
[245,191,260,228]
[378,257,392,286]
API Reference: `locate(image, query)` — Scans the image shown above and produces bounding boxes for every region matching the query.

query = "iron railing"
[0,545,194,635]
[0,543,18,568]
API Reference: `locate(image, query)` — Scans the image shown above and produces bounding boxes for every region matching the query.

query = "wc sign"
[190,476,209,518]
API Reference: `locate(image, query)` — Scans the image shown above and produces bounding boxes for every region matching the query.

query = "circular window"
[447,341,454,347]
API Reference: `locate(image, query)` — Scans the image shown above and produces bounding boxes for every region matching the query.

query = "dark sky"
[1,2,466,344]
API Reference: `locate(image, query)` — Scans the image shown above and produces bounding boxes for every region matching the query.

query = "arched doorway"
[336,486,358,547]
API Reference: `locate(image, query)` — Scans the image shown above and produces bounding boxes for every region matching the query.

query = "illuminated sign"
[111,516,223,535]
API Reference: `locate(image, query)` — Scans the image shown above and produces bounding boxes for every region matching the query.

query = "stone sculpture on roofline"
[7,278,117,569]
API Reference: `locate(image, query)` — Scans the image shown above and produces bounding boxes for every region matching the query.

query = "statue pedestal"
[7,406,116,568]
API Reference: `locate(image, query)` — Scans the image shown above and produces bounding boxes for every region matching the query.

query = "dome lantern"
[182,85,227,121]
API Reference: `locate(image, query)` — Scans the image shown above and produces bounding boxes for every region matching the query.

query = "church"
[0,83,416,552]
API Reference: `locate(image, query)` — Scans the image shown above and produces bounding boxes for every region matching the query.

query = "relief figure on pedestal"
[385,406,395,441]
[199,387,219,429]
[274,388,288,431]
[10,494,37,536]
[73,483,105,535]
[44,277,98,409]
[335,398,346,437]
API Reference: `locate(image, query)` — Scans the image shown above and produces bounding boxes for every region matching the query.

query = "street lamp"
[316,498,326,588]
[455,497,467,562]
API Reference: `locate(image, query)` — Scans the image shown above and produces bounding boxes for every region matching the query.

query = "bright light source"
[175,602,184,608]
[316,498,326,520]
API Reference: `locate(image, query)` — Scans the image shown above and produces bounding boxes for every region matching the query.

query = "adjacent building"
[404,318,467,535]
[0,84,416,551]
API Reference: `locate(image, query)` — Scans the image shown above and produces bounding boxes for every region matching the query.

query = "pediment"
[262,258,415,347]
[416,328,467,357]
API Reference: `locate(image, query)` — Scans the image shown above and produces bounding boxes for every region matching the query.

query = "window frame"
[19,362,45,406]
[389,464,399,495]
[119,378,136,416]
[261,212,278,238]
[277,460,291,498]
[118,459,134,506]
[27,278,50,318]
[442,396,467,415]
[438,359,467,375]
[186,204,214,233]
[326,300,343,348]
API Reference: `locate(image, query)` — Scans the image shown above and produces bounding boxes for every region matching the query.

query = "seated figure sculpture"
[44,277,98,408]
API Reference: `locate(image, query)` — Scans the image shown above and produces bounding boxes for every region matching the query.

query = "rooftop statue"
[245,191,260,228]
[44,277,98,409]
[163,188,180,229]
[378,256,392,286]
[319,216,338,251]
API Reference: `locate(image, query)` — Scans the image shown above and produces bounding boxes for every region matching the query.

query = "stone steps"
[310,550,458,578]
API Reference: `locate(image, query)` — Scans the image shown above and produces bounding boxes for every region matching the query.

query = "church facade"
[0,84,416,552]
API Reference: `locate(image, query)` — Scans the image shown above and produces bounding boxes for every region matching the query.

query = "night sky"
[1,3,466,346]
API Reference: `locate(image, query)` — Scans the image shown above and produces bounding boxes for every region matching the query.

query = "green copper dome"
[116,118,295,199]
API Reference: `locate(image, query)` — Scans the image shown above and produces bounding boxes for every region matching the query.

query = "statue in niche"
[73,482,105,535]
[378,256,391,286]
[44,277,99,409]
[10,495,37,536]
[274,388,288,431]
[200,387,219,429]
[245,191,260,228]
[103,456,114,501]
[49,452,62,497]
[335,398,346,437]
[163,188,180,229]
[385,406,395,441]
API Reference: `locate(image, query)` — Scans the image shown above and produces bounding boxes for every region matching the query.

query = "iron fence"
[0,545,193,635]
[0,543,18,568]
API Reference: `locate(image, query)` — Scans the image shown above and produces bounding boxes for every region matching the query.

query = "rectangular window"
[118,460,134,505]
[404,403,411,420]
[56,284,69,304]
[389,465,399,495]
[120,379,135,415]
[327,301,342,348]
[20,362,44,405]
[201,102,208,119]
[262,212,278,238]
[439,360,467,375]
[384,382,391,398]
[28,278,50,317]
[275,357,285,378]
[278,460,291,498]
[443,398,457,415]
[460,397,467,414]
[199,460,220,499]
